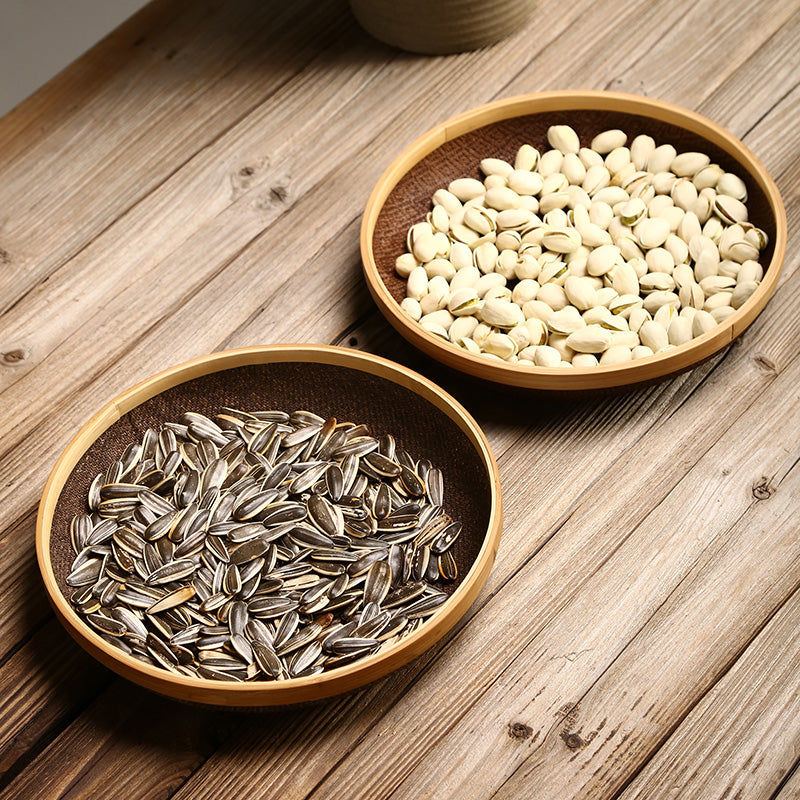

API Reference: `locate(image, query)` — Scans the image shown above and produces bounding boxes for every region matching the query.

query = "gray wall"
[0,0,148,117]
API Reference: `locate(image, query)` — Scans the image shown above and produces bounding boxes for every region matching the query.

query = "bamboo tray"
[36,345,502,706]
[361,91,787,390]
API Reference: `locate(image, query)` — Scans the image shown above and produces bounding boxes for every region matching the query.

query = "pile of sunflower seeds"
[66,408,461,681]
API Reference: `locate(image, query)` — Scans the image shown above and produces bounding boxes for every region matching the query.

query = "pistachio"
[484,186,521,211]
[449,315,479,342]
[611,262,640,296]
[475,272,507,297]
[619,198,647,226]
[565,324,612,353]
[447,288,481,316]
[678,281,704,310]
[631,344,655,359]
[609,294,643,317]
[536,283,569,311]
[647,144,678,174]
[563,153,587,186]
[547,125,580,154]
[447,178,485,202]
[456,336,481,354]
[693,163,724,191]
[699,275,736,297]
[547,307,586,335]
[564,276,597,310]
[714,194,748,225]
[450,266,481,291]
[635,217,671,249]
[541,227,582,254]
[432,188,462,215]
[480,157,513,177]
[473,242,499,274]
[737,260,763,284]
[630,134,656,170]
[731,280,758,309]
[716,172,748,202]
[507,324,531,351]
[448,241,474,271]
[463,206,496,235]
[538,149,564,176]
[424,258,457,281]
[711,305,736,323]
[496,209,535,231]
[548,333,574,361]
[639,320,669,352]
[507,169,543,196]
[645,247,675,274]
[400,297,422,321]
[591,129,627,154]
[479,298,525,329]
[407,266,428,301]
[599,345,633,364]
[587,244,622,276]
[514,144,540,172]
[533,345,562,367]
[627,307,651,333]
[639,273,676,294]
[582,164,611,195]
[511,279,541,306]
[667,316,693,346]
[643,290,680,314]
[692,310,717,337]
[496,230,522,251]
[395,252,419,278]
[579,147,604,169]
[522,299,555,322]
[653,304,678,330]
[525,318,549,346]
[572,353,599,367]
[605,146,631,176]
[671,152,710,177]
[419,320,449,339]
[702,291,734,312]
[484,332,517,360]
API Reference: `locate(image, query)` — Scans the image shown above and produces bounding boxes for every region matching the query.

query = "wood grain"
[0,0,798,796]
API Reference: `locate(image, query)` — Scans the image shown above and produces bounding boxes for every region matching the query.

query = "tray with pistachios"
[394,124,768,368]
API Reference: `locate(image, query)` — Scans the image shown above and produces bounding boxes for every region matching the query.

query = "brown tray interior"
[373,109,776,305]
[50,362,493,604]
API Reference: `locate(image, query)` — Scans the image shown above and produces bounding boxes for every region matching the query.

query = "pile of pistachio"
[396,125,767,367]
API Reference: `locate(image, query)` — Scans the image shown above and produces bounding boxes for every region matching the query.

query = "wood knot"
[0,248,10,264]
[270,185,288,203]
[561,731,586,750]
[507,722,532,740]
[753,353,777,373]
[239,166,255,177]
[1,348,27,365]
[752,477,773,500]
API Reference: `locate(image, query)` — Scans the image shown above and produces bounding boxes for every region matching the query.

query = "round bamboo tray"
[36,345,502,706]
[361,91,787,390]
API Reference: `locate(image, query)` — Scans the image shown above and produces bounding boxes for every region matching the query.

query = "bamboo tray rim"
[361,90,788,390]
[36,344,503,705]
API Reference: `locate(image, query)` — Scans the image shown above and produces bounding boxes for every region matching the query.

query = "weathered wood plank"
[0,515,51,662]
[618,586,800,800]
[0,0,352,313]
[0,681,219,800]
[0,621,111,782]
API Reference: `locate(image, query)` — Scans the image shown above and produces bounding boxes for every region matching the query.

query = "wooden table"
[1,1,798,797]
